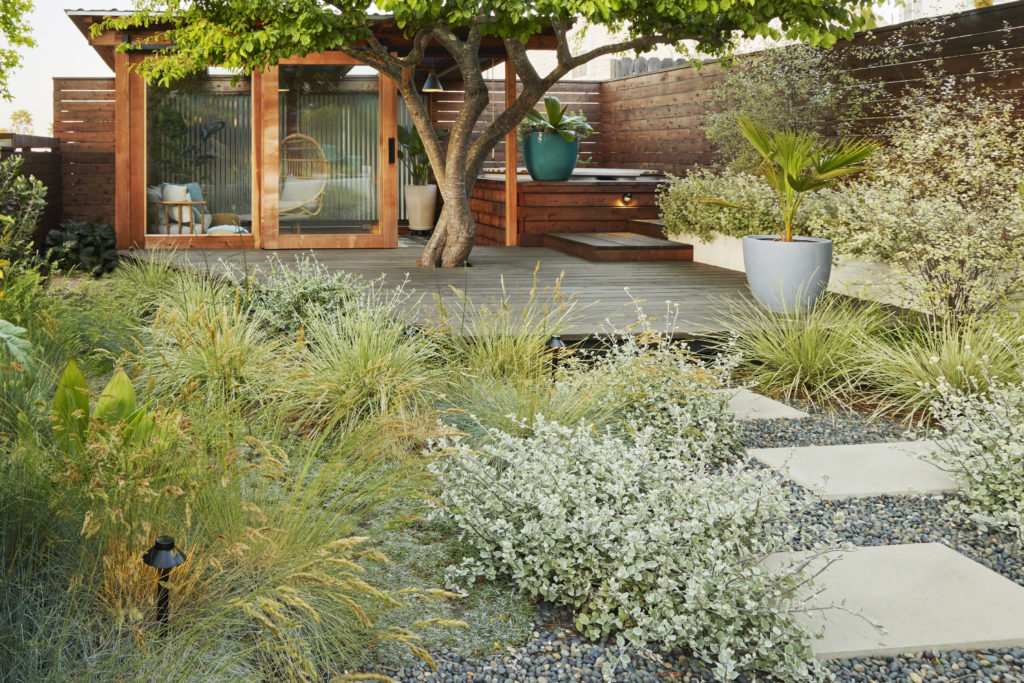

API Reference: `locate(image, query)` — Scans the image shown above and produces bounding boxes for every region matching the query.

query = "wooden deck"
[143,245,750,338]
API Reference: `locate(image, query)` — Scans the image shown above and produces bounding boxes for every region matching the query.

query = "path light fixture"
[622,192,633,204]
[422,71,443,93]
[545,334,567,380]
[142,535,186,628]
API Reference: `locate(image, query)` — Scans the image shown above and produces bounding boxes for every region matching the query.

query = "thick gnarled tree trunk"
[344,24,675,268]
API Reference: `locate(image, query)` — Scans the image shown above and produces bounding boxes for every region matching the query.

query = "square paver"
[725,388,809,420]
[767,544,1024,658]
[750,441,956,499]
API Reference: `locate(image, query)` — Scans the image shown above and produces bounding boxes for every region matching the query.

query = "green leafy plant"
[706,117,877,242]
[0,155,47,263]
[52,359,158,463]
[45,220,118,276]
[517,96,593,142]
[932,367,1024,544]
[0,318,32,372]
[704,44,876,170]
[397,124,448,185]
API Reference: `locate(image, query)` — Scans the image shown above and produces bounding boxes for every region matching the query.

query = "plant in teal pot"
[519,96,594,181]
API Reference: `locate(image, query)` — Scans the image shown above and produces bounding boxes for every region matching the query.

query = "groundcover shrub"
[432,417,828,681]
[932,371,1024,545]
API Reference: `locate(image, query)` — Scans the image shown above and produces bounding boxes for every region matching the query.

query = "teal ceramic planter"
[523,132,579,181]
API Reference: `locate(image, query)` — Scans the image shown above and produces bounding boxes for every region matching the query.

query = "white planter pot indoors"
[742,235,833,312]
[405,184,438,233]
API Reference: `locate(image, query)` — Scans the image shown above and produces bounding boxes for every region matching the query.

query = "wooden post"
[504,60,519,247]
[259,66,280,249]
[128,55,146,248]
[113,50,131,249]
[379,68,399,247]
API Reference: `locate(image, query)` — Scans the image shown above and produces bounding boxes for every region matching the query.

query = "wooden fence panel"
[596,0,1024,175]
[53,77,116,225]
[429,79,602,170]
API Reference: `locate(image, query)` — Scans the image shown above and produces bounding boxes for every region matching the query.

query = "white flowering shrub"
[932,376,1024,545]
[657,169,780,241]
[816,92,1024,322]
[579,333,743,464]
[431,418,829,681]
[251,254,365,335]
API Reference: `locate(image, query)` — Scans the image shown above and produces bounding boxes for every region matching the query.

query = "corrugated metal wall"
[291,88,379,225]
[146,83,252,218]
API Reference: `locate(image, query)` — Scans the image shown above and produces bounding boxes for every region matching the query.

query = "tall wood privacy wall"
[596,0,1024,174]
[53,77,116,225]
[0,133,62,247]
[429,79,602,168]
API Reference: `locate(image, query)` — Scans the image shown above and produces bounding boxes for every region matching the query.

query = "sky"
[0,1,125,135]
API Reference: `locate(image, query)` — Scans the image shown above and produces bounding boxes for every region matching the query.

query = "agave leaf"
[543,96,565,126]
[93,369,138,425]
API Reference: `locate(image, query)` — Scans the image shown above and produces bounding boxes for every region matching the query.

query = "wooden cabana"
[66,10,558,250]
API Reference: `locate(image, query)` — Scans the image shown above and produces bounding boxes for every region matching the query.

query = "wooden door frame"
[259,52,398,250]
[126,55,257,250]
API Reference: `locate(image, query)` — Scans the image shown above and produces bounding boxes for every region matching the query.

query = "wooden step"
[625,218,667,239]
[542,231,693,262]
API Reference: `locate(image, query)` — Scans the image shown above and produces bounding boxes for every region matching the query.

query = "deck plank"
[131,246,749,337]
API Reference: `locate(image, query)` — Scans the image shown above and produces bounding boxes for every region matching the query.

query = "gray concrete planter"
[742,235,833,311]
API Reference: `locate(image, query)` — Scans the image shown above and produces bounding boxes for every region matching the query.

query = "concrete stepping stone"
[749,441,956,499]
[725,388,809,420]
[768,543,1024,658]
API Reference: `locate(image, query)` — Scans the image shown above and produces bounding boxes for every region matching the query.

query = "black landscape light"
[622,192,633,204]
[545,334,566,380]
[142,535,186,627]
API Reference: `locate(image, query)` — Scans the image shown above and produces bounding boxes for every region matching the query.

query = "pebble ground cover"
[374,399,1024,682]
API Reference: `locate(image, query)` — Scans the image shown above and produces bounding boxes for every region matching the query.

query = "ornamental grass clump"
[718,292,891,404]
[432,418,830,681]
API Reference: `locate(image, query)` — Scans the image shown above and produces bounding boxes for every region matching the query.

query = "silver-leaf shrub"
[580,333,743,464]
[932,370,1024,545]
[431,417,828,681]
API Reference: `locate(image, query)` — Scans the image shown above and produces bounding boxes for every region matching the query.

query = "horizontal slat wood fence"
[53,77,116,225]
[0,134,62,248]
[594,0,1024,174]
[429,79,602,169]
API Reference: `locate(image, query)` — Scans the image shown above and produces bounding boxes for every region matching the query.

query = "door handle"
[388,137,396,164]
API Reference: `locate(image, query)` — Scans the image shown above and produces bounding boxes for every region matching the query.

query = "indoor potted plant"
[518,96,594,181]
[397,124,447,234]
[705,117,878,311]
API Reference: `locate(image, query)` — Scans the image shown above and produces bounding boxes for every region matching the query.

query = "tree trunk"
[420,185,476,267]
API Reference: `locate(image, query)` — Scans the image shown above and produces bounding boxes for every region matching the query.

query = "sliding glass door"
[257,54,397,249]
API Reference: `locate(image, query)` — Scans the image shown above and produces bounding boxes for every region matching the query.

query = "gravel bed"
[739,397,915,449]
[373,604,1024,682]
[795,493,1024,588]
[369,400,1024,682]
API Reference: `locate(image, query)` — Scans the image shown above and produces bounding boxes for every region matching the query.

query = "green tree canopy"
[0,0,35,101]
[101,0,876,266]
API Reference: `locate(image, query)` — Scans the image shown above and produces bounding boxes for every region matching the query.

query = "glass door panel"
[277,65,379,237]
